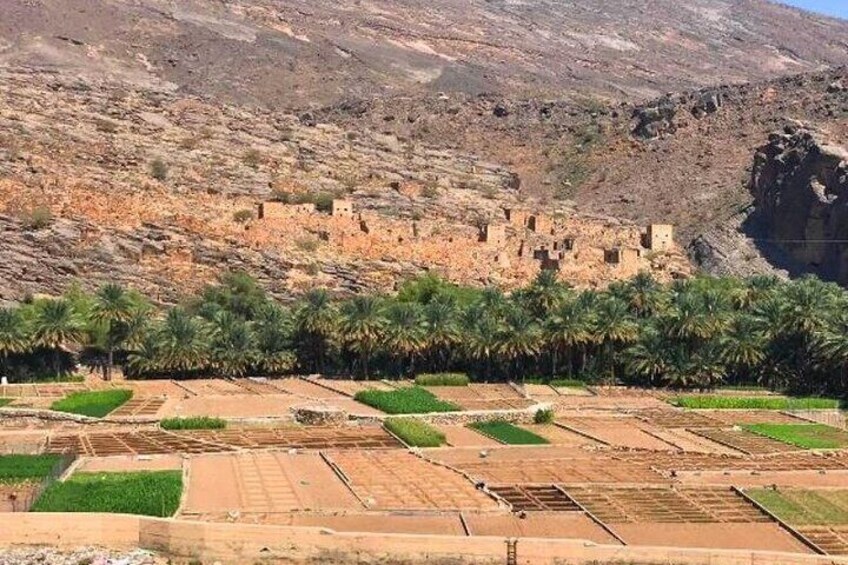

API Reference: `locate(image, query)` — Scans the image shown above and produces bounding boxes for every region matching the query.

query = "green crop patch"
[354,387,459,414]
[745,423,848,450]
[32,471,183,517]
[671,396,839,410]
[0,399,12,408]
[385,418,446,447]
[747,489,848,525]
[470,420,550,445]
[160,416,226,430]
[414,373,469,386]
[0,454,62,483]
[51,389,133,418]
[549,379,587,388]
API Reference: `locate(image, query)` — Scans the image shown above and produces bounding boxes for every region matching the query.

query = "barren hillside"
[1,0,847,107]
[0,0,847,300]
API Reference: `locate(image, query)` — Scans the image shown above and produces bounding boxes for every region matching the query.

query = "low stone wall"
[373,403,550,426]
[0,408,159,429]
[1,514,845,565]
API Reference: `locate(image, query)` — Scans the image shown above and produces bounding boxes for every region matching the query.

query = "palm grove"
[1,271,848,395]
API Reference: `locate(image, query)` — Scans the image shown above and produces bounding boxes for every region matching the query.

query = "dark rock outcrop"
[749,125,848,284]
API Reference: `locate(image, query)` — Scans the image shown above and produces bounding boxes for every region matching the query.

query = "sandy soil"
[158,395,302,419]
[552,395,668,411]
[309,379,396,397]
[122,380,189,397]
[524,424,598,447]
[465,512,620,544]
[523,384,559,399]
[314,397,384,416]
[649,428,743,455]
[273,378,350,399]
[610,522,812,553]
[172,379,245,396]
[326,450,499,511]
[183,452,363,514]
[428,446,593,466]
[439,426,501,447]
[702,410,808,425]
[558,417,676,450]
[76,454,184,473]
[678,469,848,488]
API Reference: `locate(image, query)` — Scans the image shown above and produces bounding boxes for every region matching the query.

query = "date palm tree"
[544,298,593,377]
[89,284,136,381]
[31,300,86,378]
[339,296,385,379]
[154,308,210,376]
[496,306,541,382]
[383,302,426,376]
[592,297,638,384]
[210,311,258,378]
[254,304,296,375]
[294,289,338,373]
[423,298,461,371]
[0,308,28,379]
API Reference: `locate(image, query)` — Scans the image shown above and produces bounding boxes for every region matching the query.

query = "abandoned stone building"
[257,201,316,220]
[644,224,674,252]
[332,199,355,219]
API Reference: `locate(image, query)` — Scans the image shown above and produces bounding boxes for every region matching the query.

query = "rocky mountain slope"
[1,0,847,107]
[1,0,847,301]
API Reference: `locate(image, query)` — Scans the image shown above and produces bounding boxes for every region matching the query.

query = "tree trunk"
[551,348,558,379]
[106,348,114,381]
[53,349,61,379]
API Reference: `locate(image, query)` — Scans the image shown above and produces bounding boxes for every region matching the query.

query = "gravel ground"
[0,547,166,565]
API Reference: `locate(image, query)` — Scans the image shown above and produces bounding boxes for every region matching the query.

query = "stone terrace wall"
[2,514,846,565]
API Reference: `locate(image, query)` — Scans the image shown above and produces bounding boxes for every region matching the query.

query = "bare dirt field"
[438,425,501,447]
[611,522,812,552]
[158,394,303,419]
[182,452,362,514]
[465,512,620,543]
[557,416,676,450]
[325,450,500,511]
[75,454,184,473]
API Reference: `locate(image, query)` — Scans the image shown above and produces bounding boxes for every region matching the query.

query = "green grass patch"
[744,423,848,450]
[414,373,469,386]
[549,379,587,388]
[51,389,133,418]
[747,489,848,525]
[470,420,550,445]
[160,416,226,430]
[32,471,182,517]
[355,387,459,414]
[0,398,12,408]
[671,396,839,410]
[0,454,62,483]
[384,418,446,447]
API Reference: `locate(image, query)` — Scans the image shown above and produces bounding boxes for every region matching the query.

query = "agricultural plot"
[182,452,362,515]
[45,430,234,456]
[426,384,534,411]
[186,425,401,450]
[464,513,620,543]
[796,527,848,555]
[108,397,166,418]
[308,379,396,397]
[448,454,667,484]
[32,470,182,517]
[557,416,674,450]
[689,428,802,455]
[469,421,549,445]
[705,410,807,426]
[747,488,848,525]
[488,484,580,512]
[325,450,499,511]
[562,486,770,524]
[438,425,501,447]
[633,409,723,429]
[745,424,848,450]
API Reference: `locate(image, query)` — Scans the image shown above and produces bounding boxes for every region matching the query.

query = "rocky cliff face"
[749,125,848,284]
